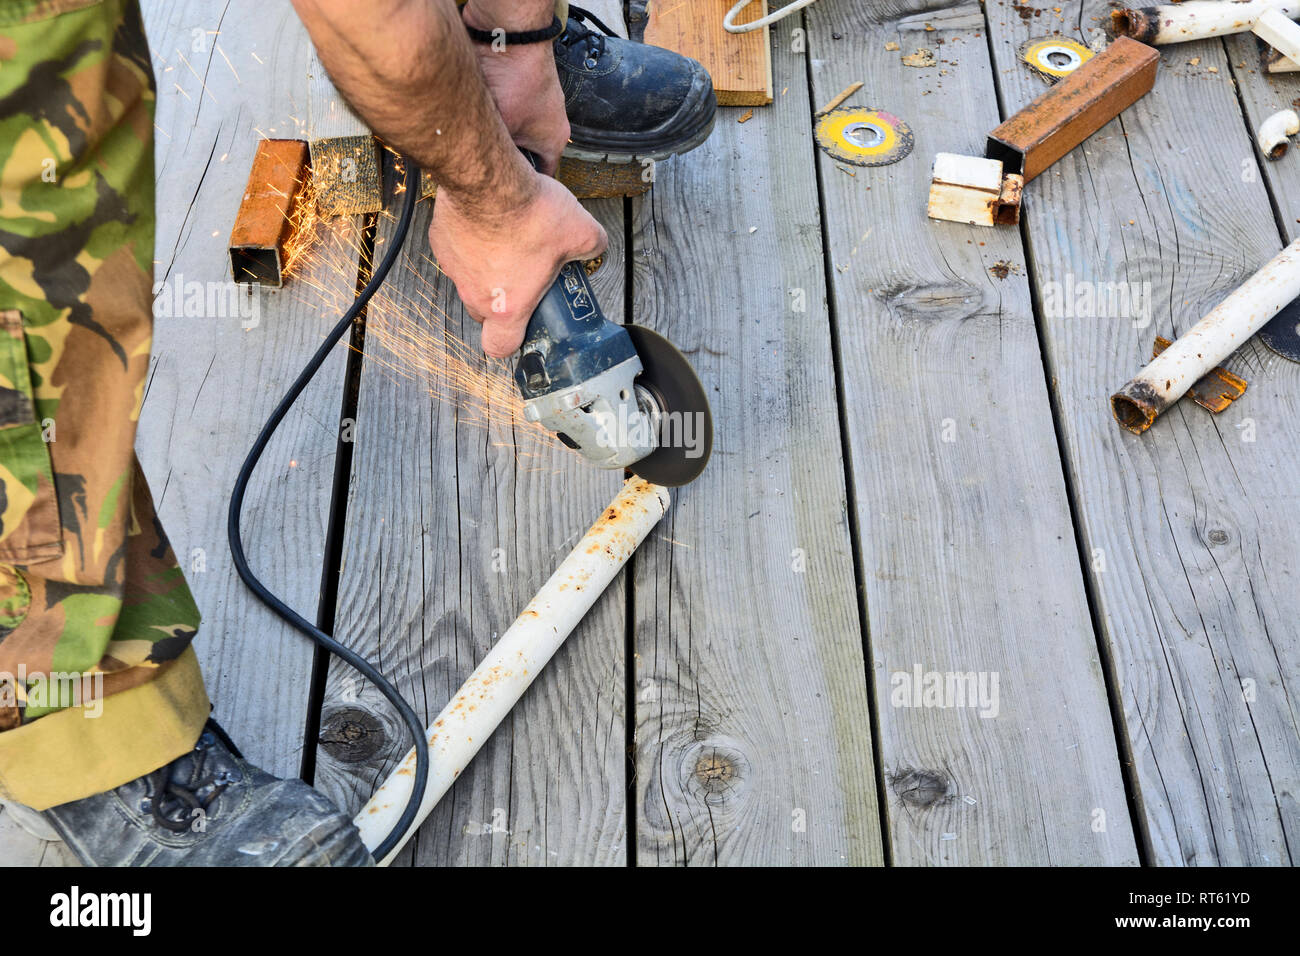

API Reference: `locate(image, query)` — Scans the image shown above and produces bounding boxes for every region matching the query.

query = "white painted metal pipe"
[1258,109,1300,158]
[1111,0,1300,44]
[354,477,671,864]
[1256,7,1300,70]
[1111,236,1300,433]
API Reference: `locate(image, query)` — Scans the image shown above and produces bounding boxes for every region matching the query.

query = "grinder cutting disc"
[625,324,713,486]
[1258,296,1300,363]
[814,107,913,167]
[1020,36,1094,81]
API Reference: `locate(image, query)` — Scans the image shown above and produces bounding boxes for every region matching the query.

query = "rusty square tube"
[986,37,1159,182]
[228,139,311,288]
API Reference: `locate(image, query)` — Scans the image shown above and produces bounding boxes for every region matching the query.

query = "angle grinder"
[512,152,712,486]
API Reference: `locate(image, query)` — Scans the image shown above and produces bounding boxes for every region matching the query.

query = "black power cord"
[227,159,427,863]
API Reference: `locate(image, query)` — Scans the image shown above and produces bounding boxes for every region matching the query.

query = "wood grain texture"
[307,47,384,216]
[984,1,1300,865]
[136,1,361,779]
[805,2,1137,865]
[310,194,630,866]
[645,0,773,105]
[630,23,880,866]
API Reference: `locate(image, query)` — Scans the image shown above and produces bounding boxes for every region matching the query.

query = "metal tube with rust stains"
[354,477,671,864]
[985,37,1158,183]
[1111,0,1300,44]
[1111,236,1300,434]
[228,139,310,288]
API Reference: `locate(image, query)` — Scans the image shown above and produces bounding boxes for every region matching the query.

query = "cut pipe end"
[1110,8,1154,44]
[1110,384,1163,435]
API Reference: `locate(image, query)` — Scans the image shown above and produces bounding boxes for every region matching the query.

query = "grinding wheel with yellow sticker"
[1019,36,1094,80]
[815,107,913,166]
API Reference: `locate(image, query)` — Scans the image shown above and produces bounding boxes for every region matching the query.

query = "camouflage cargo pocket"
[0,309,62,563]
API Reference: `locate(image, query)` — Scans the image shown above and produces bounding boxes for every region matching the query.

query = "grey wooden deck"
[2,0,1296,866]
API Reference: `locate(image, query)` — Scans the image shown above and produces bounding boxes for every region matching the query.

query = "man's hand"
[461,2,569,175]
[430,172,607,358]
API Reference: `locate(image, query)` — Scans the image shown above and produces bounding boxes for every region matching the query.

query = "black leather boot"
[557,5,717,164]
[23,720,373,866]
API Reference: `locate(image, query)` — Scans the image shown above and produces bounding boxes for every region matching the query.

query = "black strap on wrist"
[463,14,563,45]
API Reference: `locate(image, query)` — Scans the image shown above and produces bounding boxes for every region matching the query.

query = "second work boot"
[557,5,717,164]
[21,720,373,866]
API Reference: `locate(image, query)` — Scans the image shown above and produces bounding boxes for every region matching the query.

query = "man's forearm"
[291,0,533,220]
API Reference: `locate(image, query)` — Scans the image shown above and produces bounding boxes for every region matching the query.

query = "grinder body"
[514,262,659,469]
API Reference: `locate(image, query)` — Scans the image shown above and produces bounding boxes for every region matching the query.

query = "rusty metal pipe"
[1111,236,1300,433]
[985,37,1158,182]
[1112,0,1300,44]
[228,139,311,288]
[353,477,671,864]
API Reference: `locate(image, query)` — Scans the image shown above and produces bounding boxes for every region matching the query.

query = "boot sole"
[562,68,718,165]
[563,108,716,164]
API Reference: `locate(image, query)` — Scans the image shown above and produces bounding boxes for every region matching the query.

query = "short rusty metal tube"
[228,139,310,288]
[1111,236,1300,433]
[353,477,671,864]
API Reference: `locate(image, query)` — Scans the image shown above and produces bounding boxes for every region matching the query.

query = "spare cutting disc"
[1258,296,1300,362]
[1020,36,1093,80]
[814,107,913,167]
[625,324,713,486]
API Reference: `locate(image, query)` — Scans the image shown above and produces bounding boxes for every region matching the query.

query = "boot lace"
[145,720,239,832]
[560,5,618,63]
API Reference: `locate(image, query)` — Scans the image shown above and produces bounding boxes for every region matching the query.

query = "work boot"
[16,720,373,866]
[557,5,717,163]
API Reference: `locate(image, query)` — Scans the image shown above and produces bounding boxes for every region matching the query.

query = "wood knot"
[1206,528,1231,547]
[880,280,983,323]
[319,707,387,763]
[685,743,749,806]
[890,767,953,808]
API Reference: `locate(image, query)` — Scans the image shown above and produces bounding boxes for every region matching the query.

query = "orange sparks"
[279,198,557,461]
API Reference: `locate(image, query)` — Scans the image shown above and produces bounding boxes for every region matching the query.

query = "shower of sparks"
[280,190,558,465]
[175,50,218,104]
[216,43,240,84]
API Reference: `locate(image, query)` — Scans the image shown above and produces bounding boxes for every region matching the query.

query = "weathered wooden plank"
[984,1,1300,865]
[137,1,360,779]
[803,1,1137,865]
[645,0,773,106]
[311,188,630,865]
[630,21,881,866]
[307,47,384,216]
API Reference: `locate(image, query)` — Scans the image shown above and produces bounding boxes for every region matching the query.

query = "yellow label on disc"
[814,108,914,167]
[1020,37,1093,80]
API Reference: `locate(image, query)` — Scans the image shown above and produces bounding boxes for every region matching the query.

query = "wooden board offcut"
[645,0,774,106]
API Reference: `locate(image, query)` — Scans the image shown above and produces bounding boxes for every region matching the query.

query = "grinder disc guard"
[625,324,712,486]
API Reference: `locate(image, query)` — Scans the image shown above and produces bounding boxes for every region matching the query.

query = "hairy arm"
[291,0,606,357]
[291,0,533,219]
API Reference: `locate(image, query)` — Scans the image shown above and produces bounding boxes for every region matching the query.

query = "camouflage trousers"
[0,0,208,809]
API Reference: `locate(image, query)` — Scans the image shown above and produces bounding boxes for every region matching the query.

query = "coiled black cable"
[227,158,426,863]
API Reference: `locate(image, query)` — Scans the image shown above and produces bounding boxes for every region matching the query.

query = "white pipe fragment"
[1111,0,1300,44]
[1111,237,1300,433]
[354,477,671,863]
[1258,109,1300,158]
[1256,7,1300,69]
